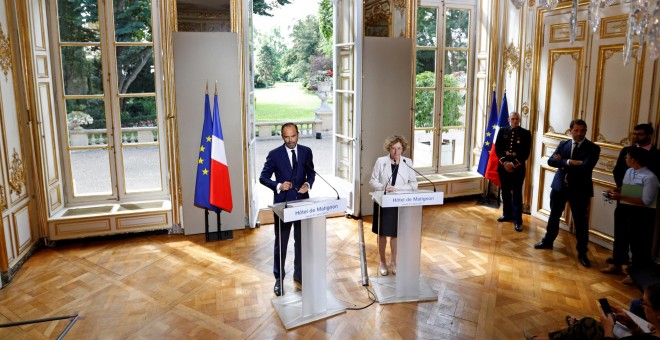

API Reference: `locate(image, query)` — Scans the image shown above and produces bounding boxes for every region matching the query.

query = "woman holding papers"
[369,135,418,276]
[603,148,659,283]
[523,282,660,339]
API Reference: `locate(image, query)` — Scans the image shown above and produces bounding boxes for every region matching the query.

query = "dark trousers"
[273,214,302,281]
[543,189,590,255]
[611,203,631,265]
[628,206,656,268]
[613,204,656,268]
[499,169,525,224]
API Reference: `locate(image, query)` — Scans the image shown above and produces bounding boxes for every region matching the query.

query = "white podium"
[370,190,444,304]
[270,197,347,329]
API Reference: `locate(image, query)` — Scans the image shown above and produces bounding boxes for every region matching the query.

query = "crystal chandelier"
[511,0,660,65]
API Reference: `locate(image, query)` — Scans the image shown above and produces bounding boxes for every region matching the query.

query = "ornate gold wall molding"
[8,149,25,196]
[392,0,405,10]
[600,15,627,39]
[503,41,520,77]
[521,102,529,117]
[0,185,6,210]
[524,44,533,70]
[0,23,11,80]
[550,22,586,43]
[365,2,391,25]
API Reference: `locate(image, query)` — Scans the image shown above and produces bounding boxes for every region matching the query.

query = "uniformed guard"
[494,111,532,231]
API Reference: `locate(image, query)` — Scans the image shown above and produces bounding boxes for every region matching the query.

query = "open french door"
[333,0,363,215]
[244,0,259,227]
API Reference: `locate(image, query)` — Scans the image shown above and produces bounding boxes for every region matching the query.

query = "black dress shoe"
[578,254,591,268]
[274,279,282,296]
[514,223,523,232]
[534,241,553,249]
[497,215,514,222]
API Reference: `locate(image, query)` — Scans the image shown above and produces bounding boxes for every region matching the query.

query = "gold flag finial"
[205,80,208,94]
[492,82,496,91]
[215,80,218,96]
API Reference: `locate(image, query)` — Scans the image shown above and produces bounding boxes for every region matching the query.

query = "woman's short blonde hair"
[383,135,408,153]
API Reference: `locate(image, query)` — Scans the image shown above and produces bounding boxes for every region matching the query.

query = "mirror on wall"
[177,0,231,32]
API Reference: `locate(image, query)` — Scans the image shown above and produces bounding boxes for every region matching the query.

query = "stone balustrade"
[255,120,323,139]
[69,126,158,146]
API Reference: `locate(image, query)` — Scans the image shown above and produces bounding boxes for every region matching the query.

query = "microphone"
[284,162,298,208]
[383,162,399,195]
[403,159,436,192]
[304,162,339,200]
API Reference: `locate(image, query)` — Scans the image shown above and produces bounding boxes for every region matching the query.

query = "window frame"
[48,0,169,205]
[414,0,477,174]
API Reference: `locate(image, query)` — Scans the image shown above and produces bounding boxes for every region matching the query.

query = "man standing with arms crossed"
[495,112,532,232]
[260,123,315,296]
[534,119,600,268]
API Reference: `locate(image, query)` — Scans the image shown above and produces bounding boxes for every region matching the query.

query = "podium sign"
[270,197,347,329]
[370,190,443,304]
[372,190,444,208]
[272,197,347,223]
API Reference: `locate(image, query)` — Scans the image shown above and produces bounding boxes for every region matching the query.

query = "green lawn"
[255,82,329,122]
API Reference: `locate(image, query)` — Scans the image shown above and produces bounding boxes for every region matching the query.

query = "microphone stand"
[283,162,297,208]
[403,159,436,192]
[303,162,339,199]
[383,163,399,195]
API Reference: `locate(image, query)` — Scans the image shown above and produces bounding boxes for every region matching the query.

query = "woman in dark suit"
[369,135,418,276]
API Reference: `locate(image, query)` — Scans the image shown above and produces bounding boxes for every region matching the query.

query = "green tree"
[256,43,279,86]
[283,15,322,84]
[415,72,464,129]
[254,0,292,16]
[318,0,333,55]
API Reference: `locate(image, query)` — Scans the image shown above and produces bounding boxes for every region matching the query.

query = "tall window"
[52,0,166,203]
[414,2,474,172]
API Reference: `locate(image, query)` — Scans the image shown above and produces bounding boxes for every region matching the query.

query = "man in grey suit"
[534,119,601,268]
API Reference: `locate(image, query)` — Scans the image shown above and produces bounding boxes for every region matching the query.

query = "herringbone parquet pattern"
[0,199,640,339]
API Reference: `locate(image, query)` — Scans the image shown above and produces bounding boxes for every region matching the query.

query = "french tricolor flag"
[209,93,233,213]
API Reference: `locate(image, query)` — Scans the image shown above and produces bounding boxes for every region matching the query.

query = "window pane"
[123,146,162,192]
[413,130,433,168]
[118,96,157,129]
[440,128,466,166]
[114,0,153,42]
[442,89,466,128]
[416,51,435,86]
[445,9,470,48]
[415,90,435,128]
[116,46,155,94]
[417,7,437,47]
[444,50,468,86]
[70,149,112,196]
[57,0,100,42]
[65,98,107,147]
[61,46,103,95]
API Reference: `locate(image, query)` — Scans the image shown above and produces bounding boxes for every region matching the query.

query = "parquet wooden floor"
[0,199,641,339]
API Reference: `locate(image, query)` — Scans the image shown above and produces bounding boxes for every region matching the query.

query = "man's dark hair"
[634,123,654,136]
[569,119,587,129]
[281,122,299,134]
[627,147,650,167]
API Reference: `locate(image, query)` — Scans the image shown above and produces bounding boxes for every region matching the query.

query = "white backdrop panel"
[173,32,246,234]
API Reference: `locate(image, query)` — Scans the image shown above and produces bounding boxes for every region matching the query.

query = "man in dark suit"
[534,119,601,268]
[495,112,532,232]
[259,123,315,296]
[601,123,659,275]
